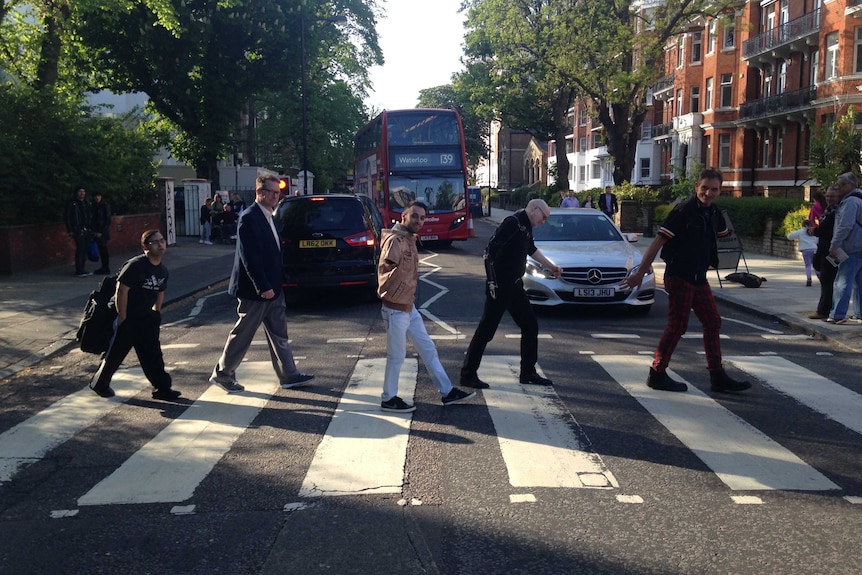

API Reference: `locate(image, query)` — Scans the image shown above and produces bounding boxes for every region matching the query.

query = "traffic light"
[278,177,290,193]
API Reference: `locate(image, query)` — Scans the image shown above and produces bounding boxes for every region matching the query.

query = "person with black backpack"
[89,229,181,401]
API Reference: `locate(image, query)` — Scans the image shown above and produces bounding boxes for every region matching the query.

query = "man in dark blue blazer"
[210,175,314,393]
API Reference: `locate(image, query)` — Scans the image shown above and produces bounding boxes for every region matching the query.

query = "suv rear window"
[278,198,365,234]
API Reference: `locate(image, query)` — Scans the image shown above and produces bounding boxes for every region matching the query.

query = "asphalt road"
[1,219,861,575]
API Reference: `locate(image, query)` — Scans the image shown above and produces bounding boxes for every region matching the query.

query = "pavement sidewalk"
[1,210,860,383]
[482,207,862,354]
[0,237,237,380]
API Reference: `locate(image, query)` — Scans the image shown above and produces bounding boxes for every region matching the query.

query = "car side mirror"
[625,233,639,243]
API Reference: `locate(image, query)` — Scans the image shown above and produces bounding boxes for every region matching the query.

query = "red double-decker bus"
[354,109,471,243]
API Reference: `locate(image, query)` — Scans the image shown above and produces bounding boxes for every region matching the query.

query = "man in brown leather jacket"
[377,201,476,412]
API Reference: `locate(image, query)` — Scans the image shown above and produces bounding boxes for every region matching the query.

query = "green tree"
[417,84,488,170]
[460,0,730,187]
[461,0,575,190]
[76,0,381,189]
[0,84,159,226]
[808,108,862,189]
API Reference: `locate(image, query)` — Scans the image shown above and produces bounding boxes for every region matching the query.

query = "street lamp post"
[300,14,347,196]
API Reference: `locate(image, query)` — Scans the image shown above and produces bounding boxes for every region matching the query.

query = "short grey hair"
[838,172,858,189]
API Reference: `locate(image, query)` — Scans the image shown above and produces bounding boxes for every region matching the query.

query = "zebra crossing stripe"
[78,362,279,506]
[726,356,862,436]
[299,358,417,497]
[479,356,618,489]
[592,355,839,491]
[0,371,149,483]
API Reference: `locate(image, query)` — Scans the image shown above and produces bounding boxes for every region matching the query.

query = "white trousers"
[381,304,453,401]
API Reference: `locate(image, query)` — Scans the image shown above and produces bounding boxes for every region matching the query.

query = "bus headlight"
[449,216,465,230]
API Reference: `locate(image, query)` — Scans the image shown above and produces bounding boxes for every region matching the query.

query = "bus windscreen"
[388,175,466,213]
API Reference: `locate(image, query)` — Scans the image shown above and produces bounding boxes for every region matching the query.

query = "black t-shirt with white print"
[118,254,169,320]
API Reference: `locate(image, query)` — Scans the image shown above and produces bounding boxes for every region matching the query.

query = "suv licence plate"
[419,235,439,241]
[299,239,336,248]
[574,288,614,297]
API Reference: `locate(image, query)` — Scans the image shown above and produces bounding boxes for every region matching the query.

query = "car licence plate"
[419,235,439,241]
[574,288,614,297]
[299,239,336,248]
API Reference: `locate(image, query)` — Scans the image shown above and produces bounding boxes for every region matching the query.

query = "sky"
[364,0,468,111]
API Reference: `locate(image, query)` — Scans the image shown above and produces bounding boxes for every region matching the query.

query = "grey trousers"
[215,296,298,382]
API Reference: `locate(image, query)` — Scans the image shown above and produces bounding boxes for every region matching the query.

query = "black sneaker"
[90,383,115,398]
[710,370,751,393]
[152,388,182,401]
[441,388,477,406]
[282,372,314,389]
[519,372,552,385]
[381,396,416,413]
[646,367,687,392]
[460,374,489,389]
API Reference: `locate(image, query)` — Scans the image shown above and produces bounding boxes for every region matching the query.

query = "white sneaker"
[204,241,213,245]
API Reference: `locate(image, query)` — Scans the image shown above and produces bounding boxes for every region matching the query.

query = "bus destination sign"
[391,151,462,170]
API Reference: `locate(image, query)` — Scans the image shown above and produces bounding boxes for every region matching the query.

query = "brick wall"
[0,213,162,275]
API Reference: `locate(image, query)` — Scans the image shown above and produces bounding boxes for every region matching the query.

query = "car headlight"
[526,260,556,279]
[626,264,653,278]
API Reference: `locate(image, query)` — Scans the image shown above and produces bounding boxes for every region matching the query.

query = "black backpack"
[76,274,118,354]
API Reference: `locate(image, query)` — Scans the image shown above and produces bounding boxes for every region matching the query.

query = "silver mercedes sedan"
[522,208,655,313]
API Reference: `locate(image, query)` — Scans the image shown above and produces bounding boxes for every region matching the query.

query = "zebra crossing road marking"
[299,358,417,497]
[479,356,618,489]
[78,362,280,506]
[592,355,839,491]
[0,371,148,483]
[726,356,862,436]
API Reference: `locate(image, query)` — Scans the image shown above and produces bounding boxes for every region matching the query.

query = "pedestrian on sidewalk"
[808,190,827,229]
[91,192,112,274]
[210,175,313,393]
[622,167,751,394]
[599,186,618,221]
[460,199,562,389]
[199,198,213,245]
[827,172,862,324]
[377,201,476,412]
[65,186,92,277]
[811,185,840,320]
[786,220,818,286]
[89,230,181,401]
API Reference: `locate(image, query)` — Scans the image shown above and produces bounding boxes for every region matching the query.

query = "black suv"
[274,194,384,292]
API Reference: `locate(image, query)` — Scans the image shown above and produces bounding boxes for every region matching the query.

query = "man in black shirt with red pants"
[623,167,750,394]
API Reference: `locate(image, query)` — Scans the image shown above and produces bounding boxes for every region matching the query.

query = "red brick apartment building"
[554,0,862,198]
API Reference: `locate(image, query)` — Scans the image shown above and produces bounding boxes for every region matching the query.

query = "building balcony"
[652,122,673,139]
[742,9,820,63]
[737,86,817,125]
[652,73,674,101]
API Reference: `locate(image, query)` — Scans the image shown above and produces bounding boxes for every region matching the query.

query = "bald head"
[527,199,550,226]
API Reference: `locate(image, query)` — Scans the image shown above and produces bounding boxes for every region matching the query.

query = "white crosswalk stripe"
[479,356,618,489]
[592,355,840,491]
[78,362,280,506]
[726,356,862,436]
[299,358,417,497]
[0,371,149,483]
